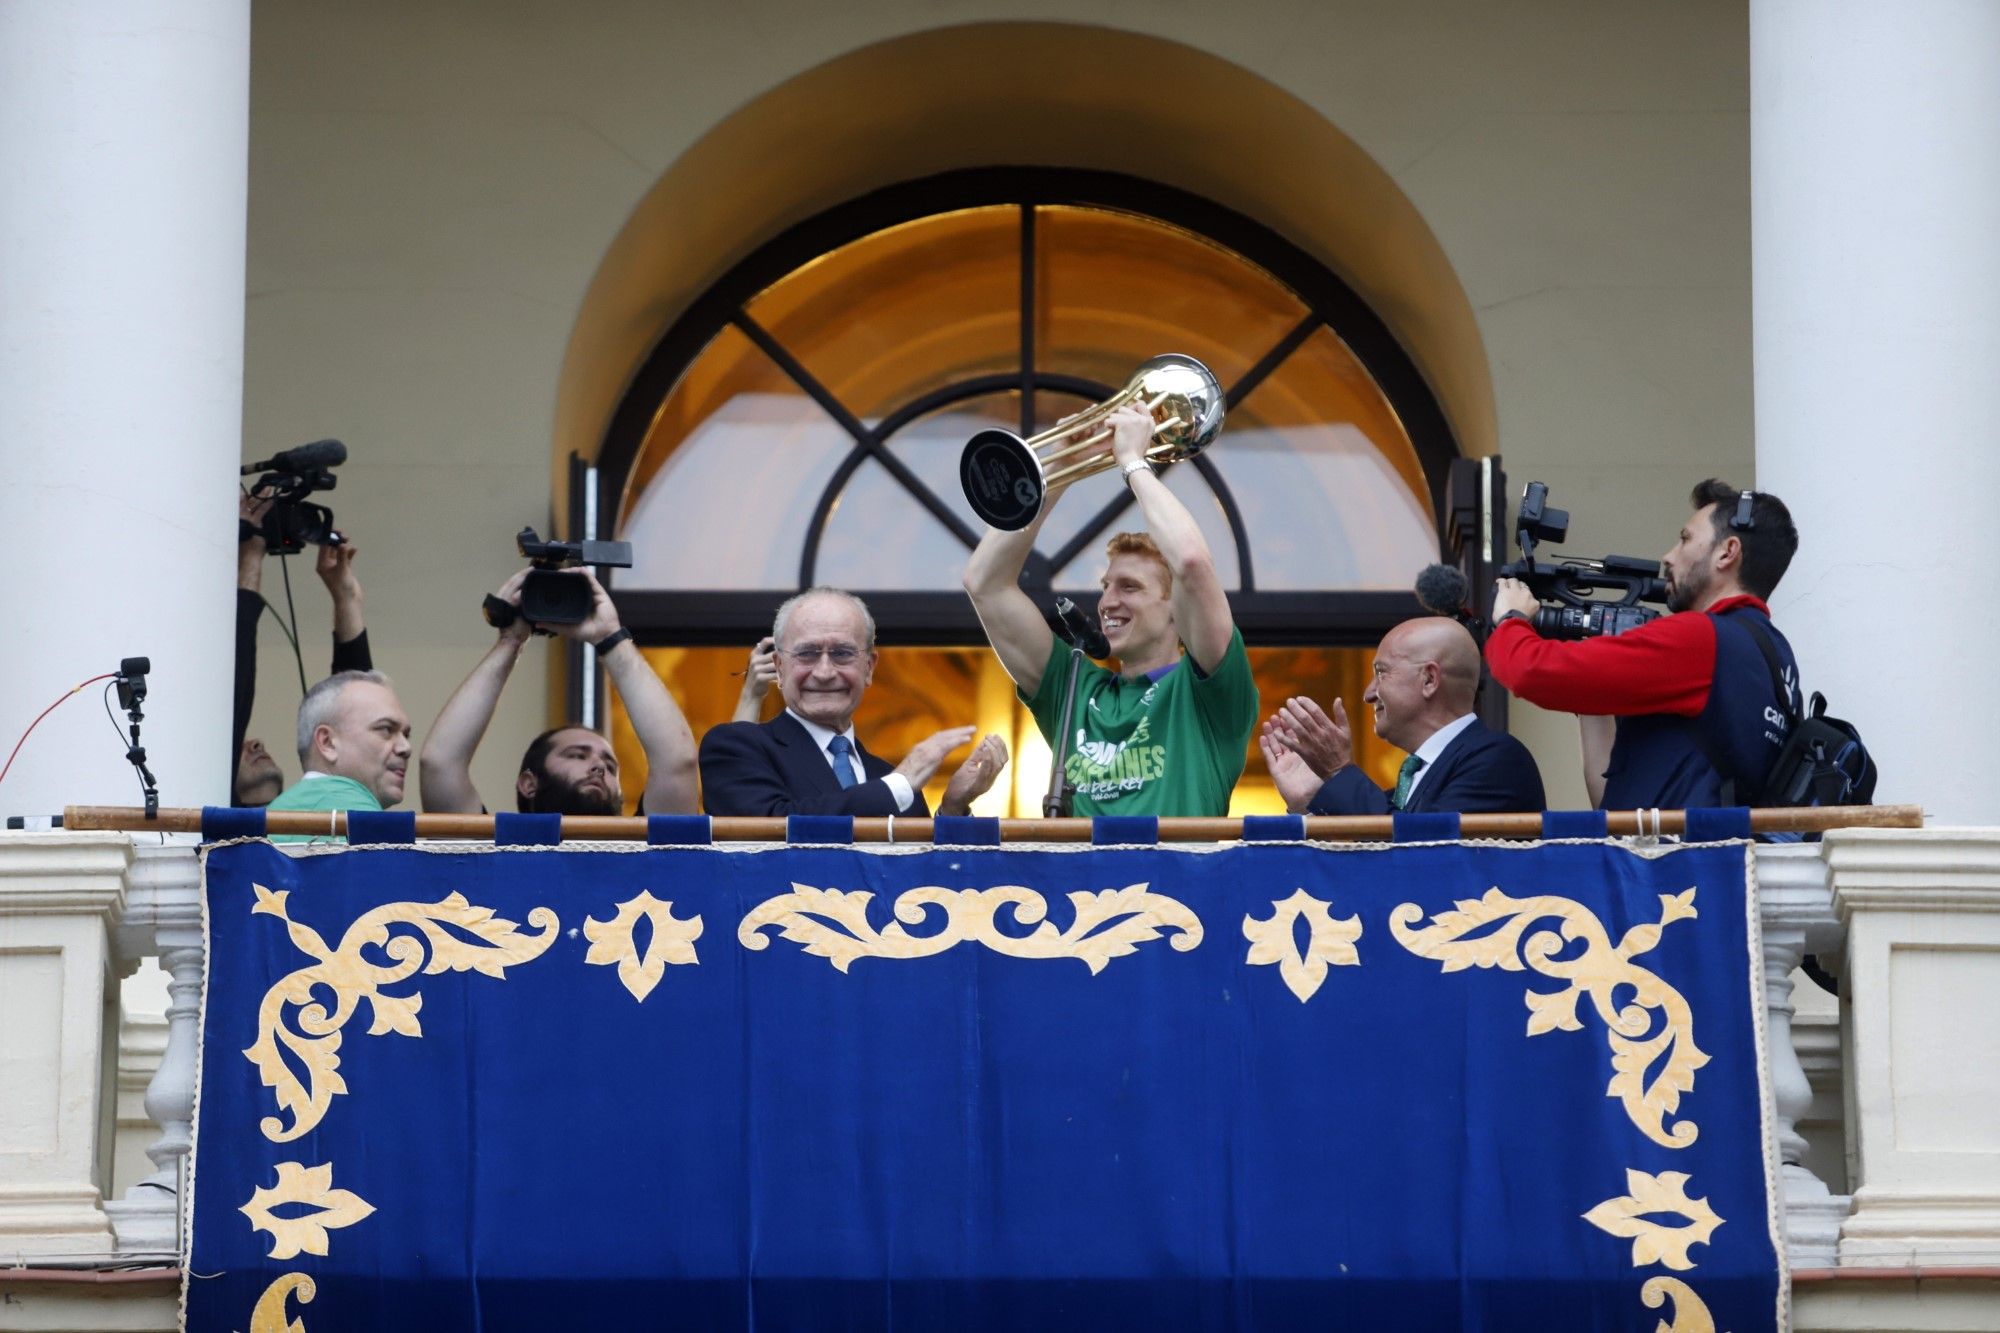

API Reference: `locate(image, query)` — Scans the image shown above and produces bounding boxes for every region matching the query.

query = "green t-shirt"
[265,773,383,844]
[1023,628,1259,817]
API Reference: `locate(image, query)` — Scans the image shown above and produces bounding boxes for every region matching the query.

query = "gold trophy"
[959,354,1226,531]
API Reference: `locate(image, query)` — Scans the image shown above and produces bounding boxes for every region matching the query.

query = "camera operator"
[419,567,698,816]
[233,491,373,805]
[1486,479,1802,810]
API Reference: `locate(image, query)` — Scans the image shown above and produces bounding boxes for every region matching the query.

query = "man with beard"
[419,567,697,816]
[1486,479,1802,810]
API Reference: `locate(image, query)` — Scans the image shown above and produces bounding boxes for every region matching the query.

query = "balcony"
[3,825,1998,1330]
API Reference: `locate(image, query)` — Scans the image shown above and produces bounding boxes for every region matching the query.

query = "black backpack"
[1739,621,1878,806]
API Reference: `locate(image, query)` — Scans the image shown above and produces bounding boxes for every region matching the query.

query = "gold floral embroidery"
[244,885,559,1142]
[1242,889,1362,1002]
[1583,1169,1724,1270]
[249,1272,316,1333]
[739,883,1202,973]
[1390,887,1708,1148]
[240,1161,377,1261]
[1640,1275,1717,1332]
[583,891,702,1001]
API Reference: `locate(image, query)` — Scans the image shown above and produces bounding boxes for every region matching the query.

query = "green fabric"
[1390,754,1427,810]
[265,773,382,844]
[1022,627,1259,818]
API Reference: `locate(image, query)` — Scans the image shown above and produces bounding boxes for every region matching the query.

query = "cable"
[278,554,309,696]
[256,594,301,656]
[0,673,118,790]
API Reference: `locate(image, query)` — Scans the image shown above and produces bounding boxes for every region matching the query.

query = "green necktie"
[1390,755,1427,810]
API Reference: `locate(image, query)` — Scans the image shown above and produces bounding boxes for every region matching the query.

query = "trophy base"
[960,429,1046,532]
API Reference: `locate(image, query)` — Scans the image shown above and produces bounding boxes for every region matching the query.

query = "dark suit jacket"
[699,711,932,818]
[1306,719,1546,817]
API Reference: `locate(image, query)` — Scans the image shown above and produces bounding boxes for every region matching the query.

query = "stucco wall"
[242,0,1751,810]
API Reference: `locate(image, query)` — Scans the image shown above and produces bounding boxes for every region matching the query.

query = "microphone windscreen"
[1415,563,1470,616]
[277,439,347,471]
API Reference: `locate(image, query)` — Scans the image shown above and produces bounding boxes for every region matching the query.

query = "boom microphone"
[1054,597,1111,660]
[241,439,347,475]
[1415,563,1470,618]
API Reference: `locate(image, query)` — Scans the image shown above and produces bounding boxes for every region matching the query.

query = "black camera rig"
[1496,482,1667,639]
[488,527,636,628]
[241,439,347,554]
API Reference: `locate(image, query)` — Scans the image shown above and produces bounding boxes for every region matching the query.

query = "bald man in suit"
[1262,617,1545,816]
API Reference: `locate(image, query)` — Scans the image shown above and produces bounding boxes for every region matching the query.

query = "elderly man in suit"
[700,587,1007,818]
[1261,617,1545,817]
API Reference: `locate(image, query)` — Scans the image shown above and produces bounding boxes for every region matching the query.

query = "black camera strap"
[1680,607,1796,807]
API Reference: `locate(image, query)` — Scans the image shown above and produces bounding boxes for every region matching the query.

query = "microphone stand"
[116,663,159,820]
[1042,642,1088,818]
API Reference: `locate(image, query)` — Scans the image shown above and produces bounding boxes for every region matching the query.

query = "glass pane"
[1035,205,1309,392]
[744,206,1023,422]
[617,324,852,589]
[1050,460,1241,590]
[610,645,1402,819]
[816,393,1020,589]
[1220,326,1435,590]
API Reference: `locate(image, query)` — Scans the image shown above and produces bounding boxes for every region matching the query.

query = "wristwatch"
[1120,459,1153,482]
[593,627,634,654]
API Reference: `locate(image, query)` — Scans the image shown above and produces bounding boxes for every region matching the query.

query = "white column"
[0,1,251,819]
[1750,0,2000,825]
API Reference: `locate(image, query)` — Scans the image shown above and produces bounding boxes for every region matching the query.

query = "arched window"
[594,170,1461,815]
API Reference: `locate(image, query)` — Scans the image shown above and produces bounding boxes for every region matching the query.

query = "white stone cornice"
[1825,828,2000,916]
[0,832,131,918]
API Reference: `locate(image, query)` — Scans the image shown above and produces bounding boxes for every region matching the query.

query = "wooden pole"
[58,803,1926,843]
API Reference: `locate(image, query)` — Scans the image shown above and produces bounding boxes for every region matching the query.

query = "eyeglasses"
[778,643,864,667]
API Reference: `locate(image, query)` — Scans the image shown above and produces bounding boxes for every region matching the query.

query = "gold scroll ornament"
[739,883,1202,973]
[250,1273,315,1333]
[243,885,560,1142]
[583,891,702,1001]
[1641,1276,1718,1332]
[1390,887,1709,1149]
[1241,888,1363,1002]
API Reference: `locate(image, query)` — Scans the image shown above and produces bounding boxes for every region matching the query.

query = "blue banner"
[189,839,1783,1331]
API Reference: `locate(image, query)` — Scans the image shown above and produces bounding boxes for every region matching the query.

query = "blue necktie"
[827,734,859,789]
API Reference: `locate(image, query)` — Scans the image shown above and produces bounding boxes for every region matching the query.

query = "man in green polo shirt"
[266,670,413,840]
[963,404,1258,817]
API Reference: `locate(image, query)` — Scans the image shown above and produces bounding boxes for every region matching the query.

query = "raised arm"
[1107,405,1235,672]
[731,637,778,724]
[316,540,372,672]
[963,490,1062,695]
[418,569,531,814]
[564,571,698,815]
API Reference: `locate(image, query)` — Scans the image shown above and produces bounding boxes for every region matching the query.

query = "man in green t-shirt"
[266,670,413,840]
[963,404,1258,817]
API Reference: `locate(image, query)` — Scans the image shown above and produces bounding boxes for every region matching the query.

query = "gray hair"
[771,587,876,650]
[296,670,391,766]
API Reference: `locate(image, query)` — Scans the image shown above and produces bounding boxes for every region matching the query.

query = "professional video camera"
[1496,482,1667,639]
[240,439,347,554]
[513,527,634,626]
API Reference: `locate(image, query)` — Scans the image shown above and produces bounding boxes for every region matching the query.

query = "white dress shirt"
[786,709,914,812]
[1403,712,1477,804]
